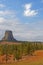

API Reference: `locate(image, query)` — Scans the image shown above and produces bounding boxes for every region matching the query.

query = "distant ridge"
[2,30,17,41]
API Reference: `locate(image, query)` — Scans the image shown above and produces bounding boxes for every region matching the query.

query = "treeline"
[0,42,43,63]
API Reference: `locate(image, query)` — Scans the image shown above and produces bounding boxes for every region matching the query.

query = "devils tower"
[2,30,17,41]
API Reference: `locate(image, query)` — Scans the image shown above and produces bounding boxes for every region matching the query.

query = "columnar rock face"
[2,30,17,41]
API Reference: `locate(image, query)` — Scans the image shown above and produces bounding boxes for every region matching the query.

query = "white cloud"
[0,4,5,8]
[0,10,16,23]
[0,10,15,16]
[0,17,6,23]
[24,3,38,16]
[0,19,43,41]
[24,3,31,10]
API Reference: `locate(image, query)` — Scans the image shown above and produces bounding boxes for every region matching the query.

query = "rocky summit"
[2,30,17,41]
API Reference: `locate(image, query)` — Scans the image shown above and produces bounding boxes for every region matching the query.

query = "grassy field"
[0,60,43,65]
[0,42,43,65]
[0,50,43,65]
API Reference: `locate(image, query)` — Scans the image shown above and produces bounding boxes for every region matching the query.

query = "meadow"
[1,56,43,65]
[0,41,43,65]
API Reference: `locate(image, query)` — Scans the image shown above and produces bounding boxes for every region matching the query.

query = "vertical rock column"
[2,30,17,41]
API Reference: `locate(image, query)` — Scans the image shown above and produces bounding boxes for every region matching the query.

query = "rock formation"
[2,30,17,41]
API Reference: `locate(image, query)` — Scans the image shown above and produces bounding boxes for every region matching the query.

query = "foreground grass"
[1,50,43,65]
[0,60,43,65]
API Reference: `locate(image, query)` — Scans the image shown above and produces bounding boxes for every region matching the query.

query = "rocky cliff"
[2,30,17,41]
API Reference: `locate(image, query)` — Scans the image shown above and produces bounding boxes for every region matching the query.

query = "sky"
[0,0,43,41]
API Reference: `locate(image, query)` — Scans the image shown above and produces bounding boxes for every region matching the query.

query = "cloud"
[0,17,6,23]
[0,18,43,41]
[0,10,15,16]
[0,4,5,8]
[24,3,31,10]
[0,10,16,23]
[24,3,38,17]
[15,21,43,41]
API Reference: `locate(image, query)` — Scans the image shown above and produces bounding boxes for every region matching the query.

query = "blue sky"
[0,0,43,41]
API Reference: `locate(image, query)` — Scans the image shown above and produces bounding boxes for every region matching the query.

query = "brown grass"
[0,50,43,63]
[0,41,21,45]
